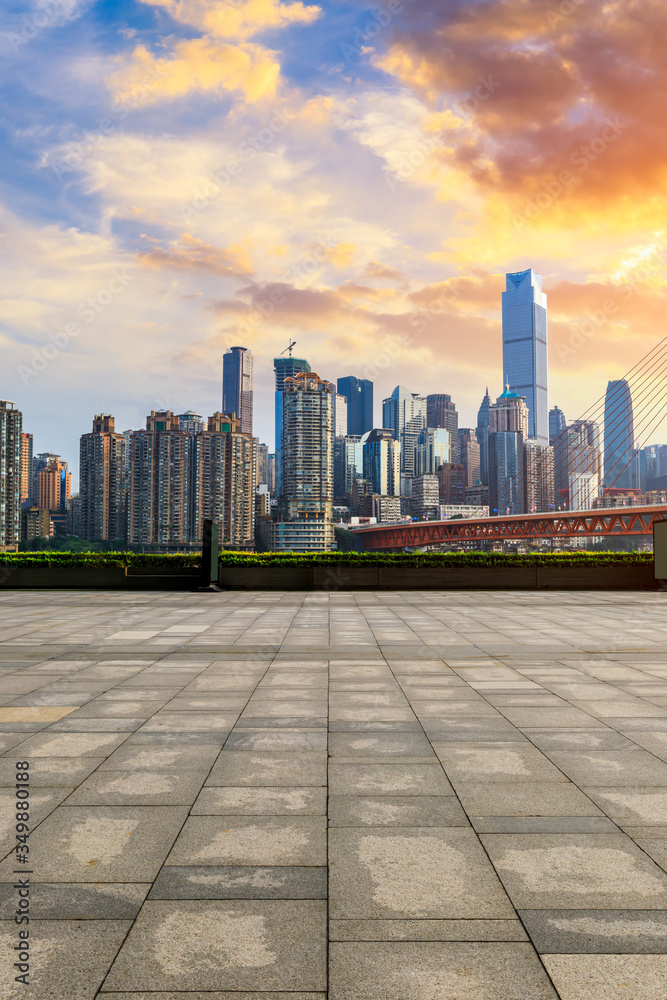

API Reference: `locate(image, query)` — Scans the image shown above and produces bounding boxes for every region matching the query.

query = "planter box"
[0,566,126,588]
[219,566,313,590]
[536,565,653,590]
[124,573,200,591]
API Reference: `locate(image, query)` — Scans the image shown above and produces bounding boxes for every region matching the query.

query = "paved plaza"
[2,588,667,998]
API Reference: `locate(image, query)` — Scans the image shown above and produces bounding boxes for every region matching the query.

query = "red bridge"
[349,505,667,551]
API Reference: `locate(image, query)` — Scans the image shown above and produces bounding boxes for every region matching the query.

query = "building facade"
[488,387,529,514]
[361,428,401,497]
[603,379,639,491]
[334,435,363,497]
[458,428,481,488]
[382,385,426,479]
[79,414,129,542]
[0,401,22,549]
[426,395,459,462]
[337,376,373,436]
[502,268,549,445]
[524,440,555,513]
[194,412,256,548]
[274,354,311,495]
[476,388,492,485]
[549,405,566,445]
[20,432,33,503]
[411,475,440,520]
[414,427,451,477]
[37,458,71,513]
[222,346,254,434]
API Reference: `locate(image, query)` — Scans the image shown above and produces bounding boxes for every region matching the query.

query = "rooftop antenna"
[281,340,297,357]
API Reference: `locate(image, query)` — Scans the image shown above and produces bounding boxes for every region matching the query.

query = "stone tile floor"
[1,588,667,997]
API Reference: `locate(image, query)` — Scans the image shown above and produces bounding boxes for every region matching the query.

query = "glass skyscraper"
[337,376,373,435]
[603,379,639,490]
[502,269,549,446]
[222,346,254,434]
[476,388,492,486]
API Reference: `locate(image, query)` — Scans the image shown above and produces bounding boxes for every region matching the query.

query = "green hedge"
[0,551,652,568]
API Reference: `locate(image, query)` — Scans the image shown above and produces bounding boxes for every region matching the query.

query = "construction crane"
[281,340,297,357]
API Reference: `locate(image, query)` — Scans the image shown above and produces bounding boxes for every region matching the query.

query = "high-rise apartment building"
[337,376,373,436]
[79,414,129,542]
[361,428,401,497]
[502,269,548,445]
[436,463,465,504]
[128,411,193,546]
[549,405,566,445]
[32,452,60,503]
[280,371,334,534]
[426,395,459,462]
[414,427,450,477]
[267,453,276,493]
[382,386,426,479]
[37,458,71,513]
[476,388,492,486]
[411,475,440,520]
[274,354,311,495]
[553,419,601,508]
[0,401,22,548]
[223,346,254,434]
[194,412,256,547]
[604,379,639,491]
[20,432,32,503]
[458,428,481,488]
[177,411,204,435]
[257,443,269,487]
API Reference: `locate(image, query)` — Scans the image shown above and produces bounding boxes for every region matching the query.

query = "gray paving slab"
[328,794,469,827]
[67,768,209,805]
[543,954,667,1000]
[207,751,327,786]
[0,882,149,918]
[193,786,326,815]
[102,900,326,992]
[329,941,559,999]
[329,919,528,941]
[454,781,603,817]
[167,815,327,866]
[150,865,327,899]
[329,762,453,796]
[519,908,667,953]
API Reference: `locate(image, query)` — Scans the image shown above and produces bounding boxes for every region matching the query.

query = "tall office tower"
[79,414,129,542]
[267,453,276,493]
[128,411,193,546]
[177,411,204,435]
[0,401,22,548]
[414,427,451,477]
[32,452,60,503]
[20,432,33,502]
[411,475,440,520]
[553,419,601,508]
[549,405,566,445]
[337,376,373,435]
[426,395,459,462]
[488,387,529,514]
[194,412,257,547]
[361,429,401,496]
[37,458,71,512]
[281,372,334,524]
[604,379,639,491]
[274,354,311,495]
[334,435,363,498]
[502,268,549,445]
[334,394,348,438]
[257,443,269,487]
[436,463,465,504]
[524,441,554,513]
[222,346,254,434]
[382,386,426,478]
[458,428,481,488]
[476,388,492,486]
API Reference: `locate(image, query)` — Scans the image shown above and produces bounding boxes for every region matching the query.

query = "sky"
[1,0,666,489]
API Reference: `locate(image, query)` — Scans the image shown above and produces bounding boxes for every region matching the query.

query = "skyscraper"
[334,435,363,497]
[502,269,548,445]
[194,412,256,547]
[426,394,459,462]
[458,428,481,488]
[488,387,529,514]
[223,346,254,434]
[79,414,128,542]
[553,420,601,508]
[549,405,566,445]
[414,427,451,476]
[0,400,22,548]
[476,388,492,486]
[274,353,311,495]
[128,411,193,546]
[177,411,204,435]
[37,458,71,513]
[281,371,334,525]
[603,379,639,491]
[382,386,426,479]
[334,394,348,437]
[20,432,33,503]
[257,443,269,487]
[361,428,401,497]
[337,376,373,435]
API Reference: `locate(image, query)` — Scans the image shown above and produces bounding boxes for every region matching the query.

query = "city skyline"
[1,3,664,482]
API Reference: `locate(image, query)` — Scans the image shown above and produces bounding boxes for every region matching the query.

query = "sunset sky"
[2,0,666,483]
